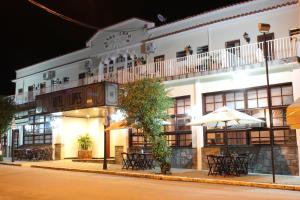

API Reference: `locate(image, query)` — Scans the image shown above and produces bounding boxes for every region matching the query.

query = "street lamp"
[103,108,111,170]
[11,118,17,163]
[258,23,276,183]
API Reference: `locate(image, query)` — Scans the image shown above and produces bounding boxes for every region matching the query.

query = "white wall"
[110,129,128,157]
[87,118,105,158]
[51,116,127,159]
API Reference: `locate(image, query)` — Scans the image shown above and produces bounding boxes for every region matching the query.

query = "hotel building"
[2,0,300,175]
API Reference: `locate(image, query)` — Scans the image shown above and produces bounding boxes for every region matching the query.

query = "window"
[272,109,286,127]
[247,88,268,108]
[225,91,244,109]
[116,55,125,63]
[23,114,52,145]
[257,33,275,60]
[204,83,294,146]
[204,94,223,113]
[18,88,23,94]
[176,50,187,62]
[227,131,247,145]
[154,55,165,73]
[28,86,34,101]
[129,129,150,147]
[40,82,46,94]
[225,39,240,55]
[274,129,296,145]
[289,28,300,36]
[251,130,270,144]
[197,45,209,54]
[164,96,192,147]
[78,73,86,86]
[129,96,192,148]
[271,85,293,106]
[207,132,224,145]
[63,77,69,83]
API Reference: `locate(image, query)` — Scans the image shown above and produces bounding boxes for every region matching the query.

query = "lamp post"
[103,108,110,170]
[11,118,17,162]
[258,23,276,183]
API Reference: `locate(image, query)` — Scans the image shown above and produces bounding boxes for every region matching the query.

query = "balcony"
[14,35,299,105]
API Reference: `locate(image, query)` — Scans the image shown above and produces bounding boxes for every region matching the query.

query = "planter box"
[78,150,92,159]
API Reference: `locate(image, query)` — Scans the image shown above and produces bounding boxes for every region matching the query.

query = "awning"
[105,120,129,131]
[287,98,300,129]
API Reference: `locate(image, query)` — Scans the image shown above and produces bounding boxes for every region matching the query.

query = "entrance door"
[257,33,275,60]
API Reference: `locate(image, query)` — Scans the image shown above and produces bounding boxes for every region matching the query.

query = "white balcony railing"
[14,35,298,105]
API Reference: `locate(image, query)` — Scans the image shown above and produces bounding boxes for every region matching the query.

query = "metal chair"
[121,152,130,169]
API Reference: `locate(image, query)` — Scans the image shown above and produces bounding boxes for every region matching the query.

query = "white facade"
[3,0,300,174]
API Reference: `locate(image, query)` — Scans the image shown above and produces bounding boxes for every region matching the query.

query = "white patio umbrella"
[187,106,264,153]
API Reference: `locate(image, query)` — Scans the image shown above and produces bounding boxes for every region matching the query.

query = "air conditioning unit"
[43,71,56,80]
[145,42,156,54]
[141,42,156,54]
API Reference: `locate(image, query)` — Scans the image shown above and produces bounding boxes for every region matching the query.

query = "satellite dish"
[157,14,167,23]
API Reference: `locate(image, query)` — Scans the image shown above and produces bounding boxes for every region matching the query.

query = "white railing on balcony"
[102,36,298,84]
[14,35,298,105]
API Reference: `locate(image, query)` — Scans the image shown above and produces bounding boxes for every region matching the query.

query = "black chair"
[207,155,220,176]
[145,153,155,169]
[121,152,130,169]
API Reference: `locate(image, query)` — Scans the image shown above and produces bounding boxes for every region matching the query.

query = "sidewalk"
[1,159,300,191]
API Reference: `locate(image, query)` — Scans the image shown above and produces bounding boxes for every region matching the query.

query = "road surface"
[0,165,299,200]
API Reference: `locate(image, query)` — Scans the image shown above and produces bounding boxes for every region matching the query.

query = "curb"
[30,165,300,191]
[0,162,22,167]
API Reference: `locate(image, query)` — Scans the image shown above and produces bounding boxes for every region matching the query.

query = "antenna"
[157,14,167,23]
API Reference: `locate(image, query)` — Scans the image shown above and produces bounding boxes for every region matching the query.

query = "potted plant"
[77,134,93,159]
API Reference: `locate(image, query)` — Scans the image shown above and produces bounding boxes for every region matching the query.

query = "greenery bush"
[77,134,93,150]
[0,96,16,136]
[119,78,173,174]
[0,155,3,162]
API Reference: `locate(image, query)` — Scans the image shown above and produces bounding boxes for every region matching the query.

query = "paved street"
[0,165,299,200]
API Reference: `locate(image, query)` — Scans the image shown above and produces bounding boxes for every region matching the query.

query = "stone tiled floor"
[2,159,300,185]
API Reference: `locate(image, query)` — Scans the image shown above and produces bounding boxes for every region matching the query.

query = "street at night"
[0,165,299,200]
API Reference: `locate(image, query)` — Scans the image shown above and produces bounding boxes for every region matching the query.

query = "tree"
[0,96,16,136]
[119,78,173,174]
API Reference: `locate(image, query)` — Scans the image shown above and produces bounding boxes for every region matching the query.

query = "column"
[193,79,205,170]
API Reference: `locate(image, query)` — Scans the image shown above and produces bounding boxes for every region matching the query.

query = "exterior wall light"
[243,32,250,43]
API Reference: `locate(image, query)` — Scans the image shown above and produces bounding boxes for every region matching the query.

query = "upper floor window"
[225,39,240,55]
[176,50,187,62]
[18,88,23,94]
[116,55,125,63]
[289,28,300,36]
[197,45,209,54]
[78,73,85,79]
[63,77,69,83]
[40,82,46,94]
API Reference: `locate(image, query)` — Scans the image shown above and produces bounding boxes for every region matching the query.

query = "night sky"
[0,0,246,95]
